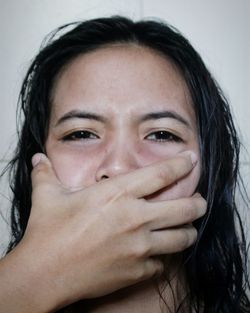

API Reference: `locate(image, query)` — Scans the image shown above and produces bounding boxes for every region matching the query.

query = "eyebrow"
[55,110,107,126]
[55,109,191,129]
[140,111,191,128]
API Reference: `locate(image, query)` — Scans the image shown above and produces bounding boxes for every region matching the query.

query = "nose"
[95,141,140,182]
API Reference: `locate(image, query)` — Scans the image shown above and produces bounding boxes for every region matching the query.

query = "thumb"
[31,153,60,189]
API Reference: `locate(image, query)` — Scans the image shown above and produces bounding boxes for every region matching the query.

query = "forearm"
[0,246,58,313]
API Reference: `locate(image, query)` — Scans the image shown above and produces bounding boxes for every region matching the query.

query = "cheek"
[46,145,100,188]
[138,143,183,161]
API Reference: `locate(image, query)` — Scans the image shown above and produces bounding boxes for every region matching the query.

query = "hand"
[1,152,206,312]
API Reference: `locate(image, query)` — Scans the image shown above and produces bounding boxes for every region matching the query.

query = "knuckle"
[109,184,132,203]
[132,206,149,228]
[116,185,130,198]
[32,162,47,176]
[137,242,151,258]
[133,259,161,281]
[31,164,50,185]
[108,187,126,202]
[138,259,163,281]
[134,264,148,281]
[122,206,148,233]
[130,236,151,259]
[31,167,39,182]
[101,187,131,211]
[153,259,164,277]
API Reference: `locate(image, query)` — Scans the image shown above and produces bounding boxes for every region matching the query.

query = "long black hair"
[5,16,250,312]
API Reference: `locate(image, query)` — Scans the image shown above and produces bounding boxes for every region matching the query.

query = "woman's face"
[45,45,200,200]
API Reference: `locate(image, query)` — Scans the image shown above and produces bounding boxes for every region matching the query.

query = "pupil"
[158,131,168,139]
[75,131,88,138]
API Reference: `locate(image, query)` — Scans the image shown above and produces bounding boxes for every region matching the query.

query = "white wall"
[0,0,249,253]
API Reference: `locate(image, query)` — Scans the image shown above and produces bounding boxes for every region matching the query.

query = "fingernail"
[32,153,45,167]
[193,192,201,198]
[180,151,197,166]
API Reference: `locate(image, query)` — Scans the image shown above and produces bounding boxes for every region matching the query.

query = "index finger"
[104,151,197,198]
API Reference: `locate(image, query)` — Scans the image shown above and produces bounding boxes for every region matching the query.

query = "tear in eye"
[145,131,182,142]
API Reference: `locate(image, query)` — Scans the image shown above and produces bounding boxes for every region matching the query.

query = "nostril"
[101,175,109,180]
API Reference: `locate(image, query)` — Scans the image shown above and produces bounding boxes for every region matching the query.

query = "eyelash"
[61,130,183,143]
[62,130,99,141]
[145,130,183,143]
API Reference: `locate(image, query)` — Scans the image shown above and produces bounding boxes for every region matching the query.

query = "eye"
[62,130,99,141]
[145,130,183,142]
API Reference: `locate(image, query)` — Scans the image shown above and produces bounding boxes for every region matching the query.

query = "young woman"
[0,16,249,312]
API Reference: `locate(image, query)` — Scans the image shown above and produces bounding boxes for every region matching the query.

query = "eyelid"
[60,128,100,141]
[60,126,99,135]
[144,129,184,142]
[55,120,104,134]
[144,127,182,136]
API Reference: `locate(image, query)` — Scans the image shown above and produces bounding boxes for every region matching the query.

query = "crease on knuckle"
[130,237,151,259]
[151,259,164,277]
[122,207,148,233]
[134,260,153,281]
[103,186,128,206]
[138,258,163,281]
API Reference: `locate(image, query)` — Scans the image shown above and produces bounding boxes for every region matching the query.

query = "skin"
[0,44,206,313]
[44,45,201,311]
[46,44,201,200]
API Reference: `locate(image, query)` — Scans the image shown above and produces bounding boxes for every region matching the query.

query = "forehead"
[50,44,195,124]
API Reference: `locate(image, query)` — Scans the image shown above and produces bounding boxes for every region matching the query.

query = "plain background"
[0,0,249,255]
